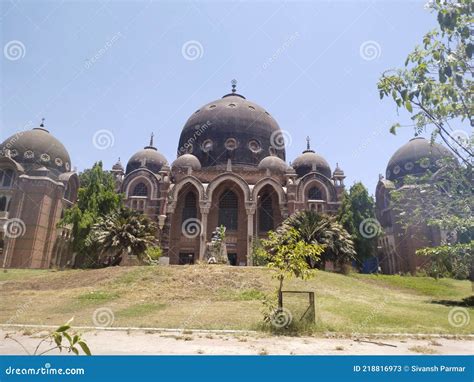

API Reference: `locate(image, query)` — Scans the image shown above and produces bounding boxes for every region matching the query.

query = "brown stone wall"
[7,177,65,268]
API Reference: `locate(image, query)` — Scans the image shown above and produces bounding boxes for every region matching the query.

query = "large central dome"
[177,87,285,168]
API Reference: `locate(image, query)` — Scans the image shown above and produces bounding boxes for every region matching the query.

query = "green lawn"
[0,265,472,335]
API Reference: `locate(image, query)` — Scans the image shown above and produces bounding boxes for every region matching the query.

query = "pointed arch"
[206,173,250,202]
[251,178,286,205]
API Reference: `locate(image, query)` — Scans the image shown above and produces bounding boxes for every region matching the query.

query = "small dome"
[333,163,344,176]
[0,124,71,176]
[172,154,201,171]
[386,137,455,181]
[112,158,124,172]
[292,138,331,178]
[258,155,288,173]
[126,135,168,174]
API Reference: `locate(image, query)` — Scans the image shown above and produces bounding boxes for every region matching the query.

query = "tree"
[377,0,473,166]
[416,241,473,280]
[390,160,473,281]
[89,208,157,266]
[377,0,473,281]
[59,162,122,267]
[391,160,473,237]
[338,182,378,264]
[282,211,357,272]
[260,227,324,309]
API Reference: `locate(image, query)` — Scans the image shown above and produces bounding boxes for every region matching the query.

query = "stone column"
[245,205,255,266]
[199,207,209,260]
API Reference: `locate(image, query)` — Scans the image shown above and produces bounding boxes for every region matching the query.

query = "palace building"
[375,137,455,274]
[0,84,346,268]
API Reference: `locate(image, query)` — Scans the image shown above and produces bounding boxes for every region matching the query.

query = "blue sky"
[1,0,439,193]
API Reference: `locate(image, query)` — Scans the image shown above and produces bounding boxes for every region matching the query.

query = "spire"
[34,117,49,132]
[222,79,245,99]
[145,133,157,150]
[303,136,314,153]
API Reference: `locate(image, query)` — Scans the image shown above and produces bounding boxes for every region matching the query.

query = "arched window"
[308,186,322,200]
[218,190,238,230]
[132,182,148,197]
[0,169,14,188]
[0,196,7,212]
[64,183,73,201]
[259,193,274,232]
[182,192,197,223]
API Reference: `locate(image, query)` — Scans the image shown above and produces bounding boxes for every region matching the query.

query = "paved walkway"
[0,329,471,355]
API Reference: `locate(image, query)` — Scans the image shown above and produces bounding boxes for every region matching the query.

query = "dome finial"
[231,79,237,93]
[144,132,157,150]
[303,136,315,154]
[40,118,45,128]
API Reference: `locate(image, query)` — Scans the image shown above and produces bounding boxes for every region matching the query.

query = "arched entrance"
[207,180,248,265]
[256,184,283,237]
[168,183,201,265]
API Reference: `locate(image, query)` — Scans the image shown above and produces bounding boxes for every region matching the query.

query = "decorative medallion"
[225,138,237,151]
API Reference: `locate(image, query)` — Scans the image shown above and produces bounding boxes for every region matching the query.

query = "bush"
[417,241,473,280]
[143,246,163,265]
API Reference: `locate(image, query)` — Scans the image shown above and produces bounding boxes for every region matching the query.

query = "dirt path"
[0,330,472,355]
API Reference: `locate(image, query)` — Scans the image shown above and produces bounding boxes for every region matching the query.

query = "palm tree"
[280,211,356,271]
[90,208,157,266]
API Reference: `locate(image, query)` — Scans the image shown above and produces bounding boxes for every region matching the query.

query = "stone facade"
[375,137,454,275]
[113,88,346,265]
[0,87,347,269]
[0,126,79,269]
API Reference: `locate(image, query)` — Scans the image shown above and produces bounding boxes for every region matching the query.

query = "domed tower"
[111,158,125,191]
[290,137,342,214]
[385,137,454,182]
[176,80,285,169]
[292,137,332,178]
[0,120,78,269]
[0,120,72,178]
[375,137,456,275]
[166,82,292,266]
[126,133,168,174]
[121,134,169,231]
